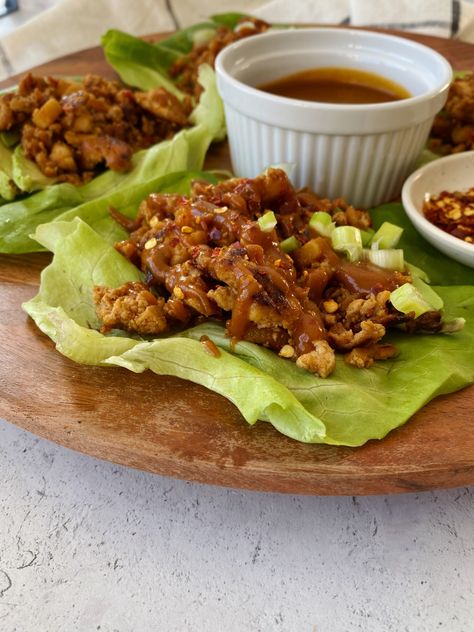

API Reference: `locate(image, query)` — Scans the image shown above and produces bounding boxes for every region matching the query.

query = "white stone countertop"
[0,416,473,632]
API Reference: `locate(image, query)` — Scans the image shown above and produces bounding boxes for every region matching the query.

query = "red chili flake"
[422,188,474,244]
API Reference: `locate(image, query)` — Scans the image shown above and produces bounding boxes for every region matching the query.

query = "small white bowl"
[215,27,452,208]
[401,152,474,269]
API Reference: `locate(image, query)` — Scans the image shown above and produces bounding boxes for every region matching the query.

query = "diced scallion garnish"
[363,248,405,271]
[405,261,431,283]
[411,276,444,311]
[192,28,216,46]
[331,225,363,262]
[441,318,465,333]
[370,222,404,249]
[309,211,335,237]
[258,210,277,232]
[390,283,439,318]
[279,235,299,253]
[360,228,375,247]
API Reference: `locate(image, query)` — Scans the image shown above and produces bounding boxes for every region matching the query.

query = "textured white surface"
[0,417,473,632]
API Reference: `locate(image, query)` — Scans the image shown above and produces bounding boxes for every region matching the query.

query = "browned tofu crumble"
[428,72,474,155]
[93,168,443,378]
[0,73,191,185]
[0,18,269,188]
[170,17,270,99]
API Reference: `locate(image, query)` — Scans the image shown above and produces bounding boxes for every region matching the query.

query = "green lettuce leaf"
[416,147,442,167]
[210,13,248,29]
[0,141,18,200]
[56,169,218,243]
[0,65,224,253]
[22,200,474,446]
[102,28,191,97]
[11,145,56,192]
[101,14,248,93]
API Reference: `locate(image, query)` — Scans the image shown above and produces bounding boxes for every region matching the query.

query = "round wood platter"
[0,30,473,495]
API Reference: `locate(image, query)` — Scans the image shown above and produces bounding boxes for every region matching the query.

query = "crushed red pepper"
[422,188,474,244]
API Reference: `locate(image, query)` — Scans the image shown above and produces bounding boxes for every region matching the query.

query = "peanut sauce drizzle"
[110,171,404,355]
[200,335,221,357]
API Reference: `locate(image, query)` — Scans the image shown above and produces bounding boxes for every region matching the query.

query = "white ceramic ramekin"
[215,28,452,208]
[402,151,474,268]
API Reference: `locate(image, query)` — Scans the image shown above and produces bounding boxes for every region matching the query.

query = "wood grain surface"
[0,30,473,495]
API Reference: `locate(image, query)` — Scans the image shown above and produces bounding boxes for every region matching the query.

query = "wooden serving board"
[0,31,473,495]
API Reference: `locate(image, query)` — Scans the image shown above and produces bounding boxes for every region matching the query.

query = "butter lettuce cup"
[215,27,452,207]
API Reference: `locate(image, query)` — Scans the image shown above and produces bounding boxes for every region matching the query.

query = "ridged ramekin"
[215,28,452,208]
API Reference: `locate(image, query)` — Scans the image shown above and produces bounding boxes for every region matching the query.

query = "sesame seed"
[181,225,193,233]
[447,208,462,220]
[323,299,339,314]
[144,237,157,250]
[279,344,295,359]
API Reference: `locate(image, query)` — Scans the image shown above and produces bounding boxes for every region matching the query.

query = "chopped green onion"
[192,28,217,46]
[390,283,436,318]
[331,225,363,262]
[370,222,404,249]
[360,228,375,247]
[405,261,431,283]
[258,210,277,232]
[279,235,299,253]
[411,276,444,311]
[441,318,465,333]
[309,211,335,237]
[363,248,405,271]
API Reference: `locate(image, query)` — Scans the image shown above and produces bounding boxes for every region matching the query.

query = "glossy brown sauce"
[313,237,403,294]
[108,166,415,375]
[258,67,411,104]
[126,201,403,356]
[226,230,401,354]
[336,261,403,294]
